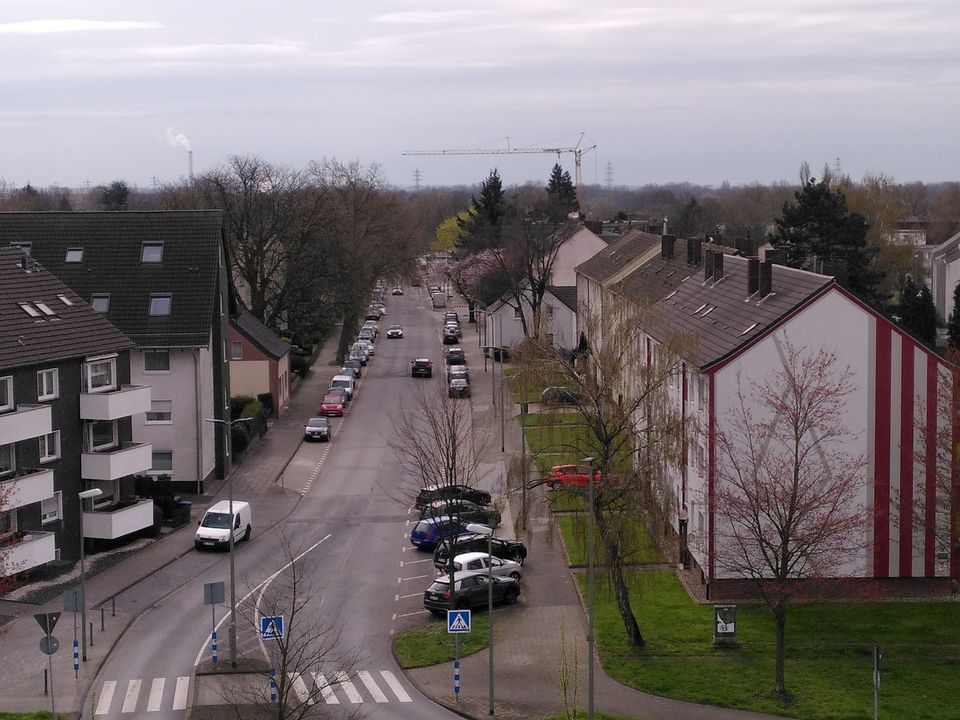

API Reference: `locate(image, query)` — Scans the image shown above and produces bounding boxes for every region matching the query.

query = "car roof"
[307,417,329,424]
[450,378,468,385]
[453,551,501,563]
[414,357,431,362]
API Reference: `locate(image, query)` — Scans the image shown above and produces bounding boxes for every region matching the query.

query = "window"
[141,242,164,262]
[149,294,172,316]
[83,357,116,393]
[10,242,31,255]
[0,376,12,411]
[0,509,15,540]
[0,443,13,475]
[40,492,62,524]
[513,306,522,319]
[231,341,243,360]
[151,451,173,472]
[146,400,172,424]
[35,302,57,317]
[91,294,110,313]
[85,420,118,452]
[37,369,58,401]
[143,349,170,372]
[57,294,74,306]
[39,431,60,462]
[65,248,83,263]
[18,302,40,318]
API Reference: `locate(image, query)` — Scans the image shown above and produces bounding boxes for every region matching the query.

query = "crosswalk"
[93,669,412,715]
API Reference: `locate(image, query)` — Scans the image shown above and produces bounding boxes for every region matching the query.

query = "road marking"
[399,592,422,599]
[335,670,363,703]
[315,673,338,704]
[173,677,190,710]
[396,609,429,618]
[358,670,389,703]
[381,670,413,702]
[121,678,141,713]
[146,677,164,711]
[95,680,116,716]
[290,673,312,704]
[400,558,432,566]
[400,574,430,582]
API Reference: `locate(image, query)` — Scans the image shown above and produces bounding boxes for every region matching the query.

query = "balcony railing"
[80,385,152,421]
[0,469,55,512]
[81,442,152,481]
[83,498,155,540]
[0,531,56,576]
[0,405,52,446]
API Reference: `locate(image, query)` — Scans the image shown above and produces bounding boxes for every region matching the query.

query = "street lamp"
[205,416,253,669]
[467,522,495,717]
[581,456,597,720]
[78,487,103,662]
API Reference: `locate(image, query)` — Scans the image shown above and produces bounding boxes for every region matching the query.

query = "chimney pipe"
[661,234,676,259]
[759,260,773,297]
[713,252,724,281]
[686,237,695,264]
[704,249,715,281]
[188,150,194,181]
[748,257,760,295]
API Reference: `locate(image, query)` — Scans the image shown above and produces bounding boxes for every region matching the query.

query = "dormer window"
[57,294,73,306]
[141,242,163,262]
[35,302,56,317]
[91,294,110,313]
[149,294,172,316]
[18,302,40,318]
[65,248,84,263]
[10,242,31,255]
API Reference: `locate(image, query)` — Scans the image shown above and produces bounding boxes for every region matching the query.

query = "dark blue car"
[410,516,489,551]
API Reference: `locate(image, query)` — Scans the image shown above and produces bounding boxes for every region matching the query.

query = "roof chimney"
[759,259,773,297]
[748,257,760,295]
[661,234,676,259]
[704,249,715,280]
[713,252,724,280]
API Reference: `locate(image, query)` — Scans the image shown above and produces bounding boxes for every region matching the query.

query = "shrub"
[230,395,255,420]
[257,392,274,416]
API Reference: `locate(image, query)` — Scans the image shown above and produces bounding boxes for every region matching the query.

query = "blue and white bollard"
[270,668,277,703]
[454,659,460,698]
[73,638,79,677]
[211,630,218,665]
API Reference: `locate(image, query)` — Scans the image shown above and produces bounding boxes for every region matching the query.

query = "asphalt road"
[82,287,476,719]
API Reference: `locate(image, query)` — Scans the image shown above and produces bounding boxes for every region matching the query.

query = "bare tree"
[712,340,865,696]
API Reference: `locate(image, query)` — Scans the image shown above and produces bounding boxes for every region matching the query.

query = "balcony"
[0,405,52,446]
[0,469,55,512]
[80,385,151,421]
[81,442,152,481]
[0,531,56,576]
[83,498,155,540]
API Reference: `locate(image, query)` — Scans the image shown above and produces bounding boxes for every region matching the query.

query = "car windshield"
[201,512,232,529]
[390,326,401,331]
[427,579,449,592]
[323,395,341,403]
[307,418,328,427]
[451,380,468,388]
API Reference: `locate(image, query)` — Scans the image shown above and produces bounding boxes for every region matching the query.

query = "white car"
[386,325,404,338]
[357,338,374,356]
[441,551,523,581]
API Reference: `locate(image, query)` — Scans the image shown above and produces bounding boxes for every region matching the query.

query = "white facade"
[550,227,607,286]
[485,288,577,351]
[930,229,960,322]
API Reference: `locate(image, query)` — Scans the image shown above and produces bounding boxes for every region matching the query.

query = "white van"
[330,374,355,400]
[431,292,447,309]
[195,500,252,550]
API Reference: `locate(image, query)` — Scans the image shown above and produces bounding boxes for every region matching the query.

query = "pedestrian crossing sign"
[260,615,285,640]
[447,609,471,633]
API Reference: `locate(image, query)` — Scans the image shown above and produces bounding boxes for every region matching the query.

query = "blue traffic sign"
[260,615,284,640]
[447,609,471,633]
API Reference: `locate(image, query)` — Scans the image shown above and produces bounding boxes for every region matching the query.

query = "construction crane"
[403,132,597,186]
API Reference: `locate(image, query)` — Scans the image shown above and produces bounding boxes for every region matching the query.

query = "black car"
[445,347,465,365]
[303,417,331,442]
[434,534,528,569]
[420,499,500,527]
[411,357,433,378]
[442,326,460,344]
[416,484,492,508]
[423,571,520,616]
[443,311,459,323]
[341,360,362,378]
[541,386,581,407]
[386,325,404,339]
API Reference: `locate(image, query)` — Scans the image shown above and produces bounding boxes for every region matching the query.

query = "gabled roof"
[651,254,833,369]
[930,228,960,260]
[233,308,290,360]
[614,245,696,305]
[547,285,578,313]
[574,230,660,284]
[0,248,134,370]
[0,211,225,348]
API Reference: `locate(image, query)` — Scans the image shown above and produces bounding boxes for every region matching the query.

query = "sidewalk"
[0,330,344,716]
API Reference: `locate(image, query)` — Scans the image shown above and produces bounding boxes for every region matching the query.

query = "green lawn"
[394,613,491,668]
[555,514,666,567]
[521,412,581,428]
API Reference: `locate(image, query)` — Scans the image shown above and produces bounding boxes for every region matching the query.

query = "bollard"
[270,668,277,703]
[43,668,48,696]
[101,607,105,632]
[111,596,116,617]
[90,621,94,647]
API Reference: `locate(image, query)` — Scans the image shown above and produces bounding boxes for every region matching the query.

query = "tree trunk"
[774,600,786,695]
[336,312,358,364]
[594,505,645,647]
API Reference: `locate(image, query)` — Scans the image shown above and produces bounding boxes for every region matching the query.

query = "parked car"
[443,552,523,581]
[547,464,602,489]
[431,292,447,309]
[304,417,331,442]
[410,516,485,551]
[357,339,374,356]
[411,357,433,378]
[341,360,362,378]
[444,311,459,323]
[420,499,500,527]
[392,286,404,295]
[195,500,253,550]
[416,484,491,508]
[386,325,404,338]
[423,571,520,615]
[442,326,460,344]
[362,320,379,337]
[428,285,442,295]
[329,374,355,400]
[321,393,345,417]
[325,386,350,406]
[434,534,528,569]
[447,365,469,383]
[448,378,471,398]
[350,343,369,365]
[445,347,466,365]
[358,327,375,342]
[541,386,580,407]
[365,307,380,321]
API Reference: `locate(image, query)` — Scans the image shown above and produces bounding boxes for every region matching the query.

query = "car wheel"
[513,551,525,565]
[243,525,251,542]
[504,587,520,605]
[509,571,521,582]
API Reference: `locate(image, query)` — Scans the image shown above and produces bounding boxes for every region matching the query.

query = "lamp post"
[467,523,495,716]
[581,456,597,720]
[205,416,253,669]
[78,488,103,662]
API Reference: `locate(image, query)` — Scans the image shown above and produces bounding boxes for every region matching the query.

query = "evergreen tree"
[457,168,506,252]
[771,176,886,309]
[949,283,960,350]
[898,277,937,345]
[545,163,578,219]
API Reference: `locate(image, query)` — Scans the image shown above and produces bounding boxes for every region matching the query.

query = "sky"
[1,1,958,191]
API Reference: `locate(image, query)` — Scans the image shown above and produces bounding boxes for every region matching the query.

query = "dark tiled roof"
[548,285,578,312]
[0,211,224,347]
[233,308,290,359]
[615,247,696,305]
[652,255,833,369]
[575,230,660,283]
[0,248,133,370]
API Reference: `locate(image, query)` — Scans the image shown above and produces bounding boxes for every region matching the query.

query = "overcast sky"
[1,1,958,191]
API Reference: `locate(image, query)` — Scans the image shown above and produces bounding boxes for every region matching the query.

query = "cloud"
[165,127,190,151]
[0,19,161,34]
[373,10,486,25]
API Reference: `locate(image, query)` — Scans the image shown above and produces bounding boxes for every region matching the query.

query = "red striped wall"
[873,323,892,577]
[924,354,938,576]
[898,347,914,576]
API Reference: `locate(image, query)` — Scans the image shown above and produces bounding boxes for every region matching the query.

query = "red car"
[547,464,601,489]
[321,393,345,417]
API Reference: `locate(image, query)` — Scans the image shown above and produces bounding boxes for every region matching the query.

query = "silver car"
[442,551,522,581]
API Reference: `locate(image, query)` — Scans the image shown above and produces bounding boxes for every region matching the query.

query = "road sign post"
[203,582,225,666]
[447,610,470,702]
[34,613,60,718]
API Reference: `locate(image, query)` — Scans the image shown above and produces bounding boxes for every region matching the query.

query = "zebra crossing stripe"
[147,677,165,711]
[121,678,142,713]
[334,670,363,703]
[289,673,312,704]
[357,670,388,703]
[380,670,413,702]
[95,680,116,716]
[172,676,190,711]
[315,673,338,704]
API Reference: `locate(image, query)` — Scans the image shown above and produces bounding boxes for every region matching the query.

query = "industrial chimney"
[188,150,194,181]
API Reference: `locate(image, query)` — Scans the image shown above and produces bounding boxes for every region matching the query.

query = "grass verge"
[556,514,666,567]
[394,613,491,668]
